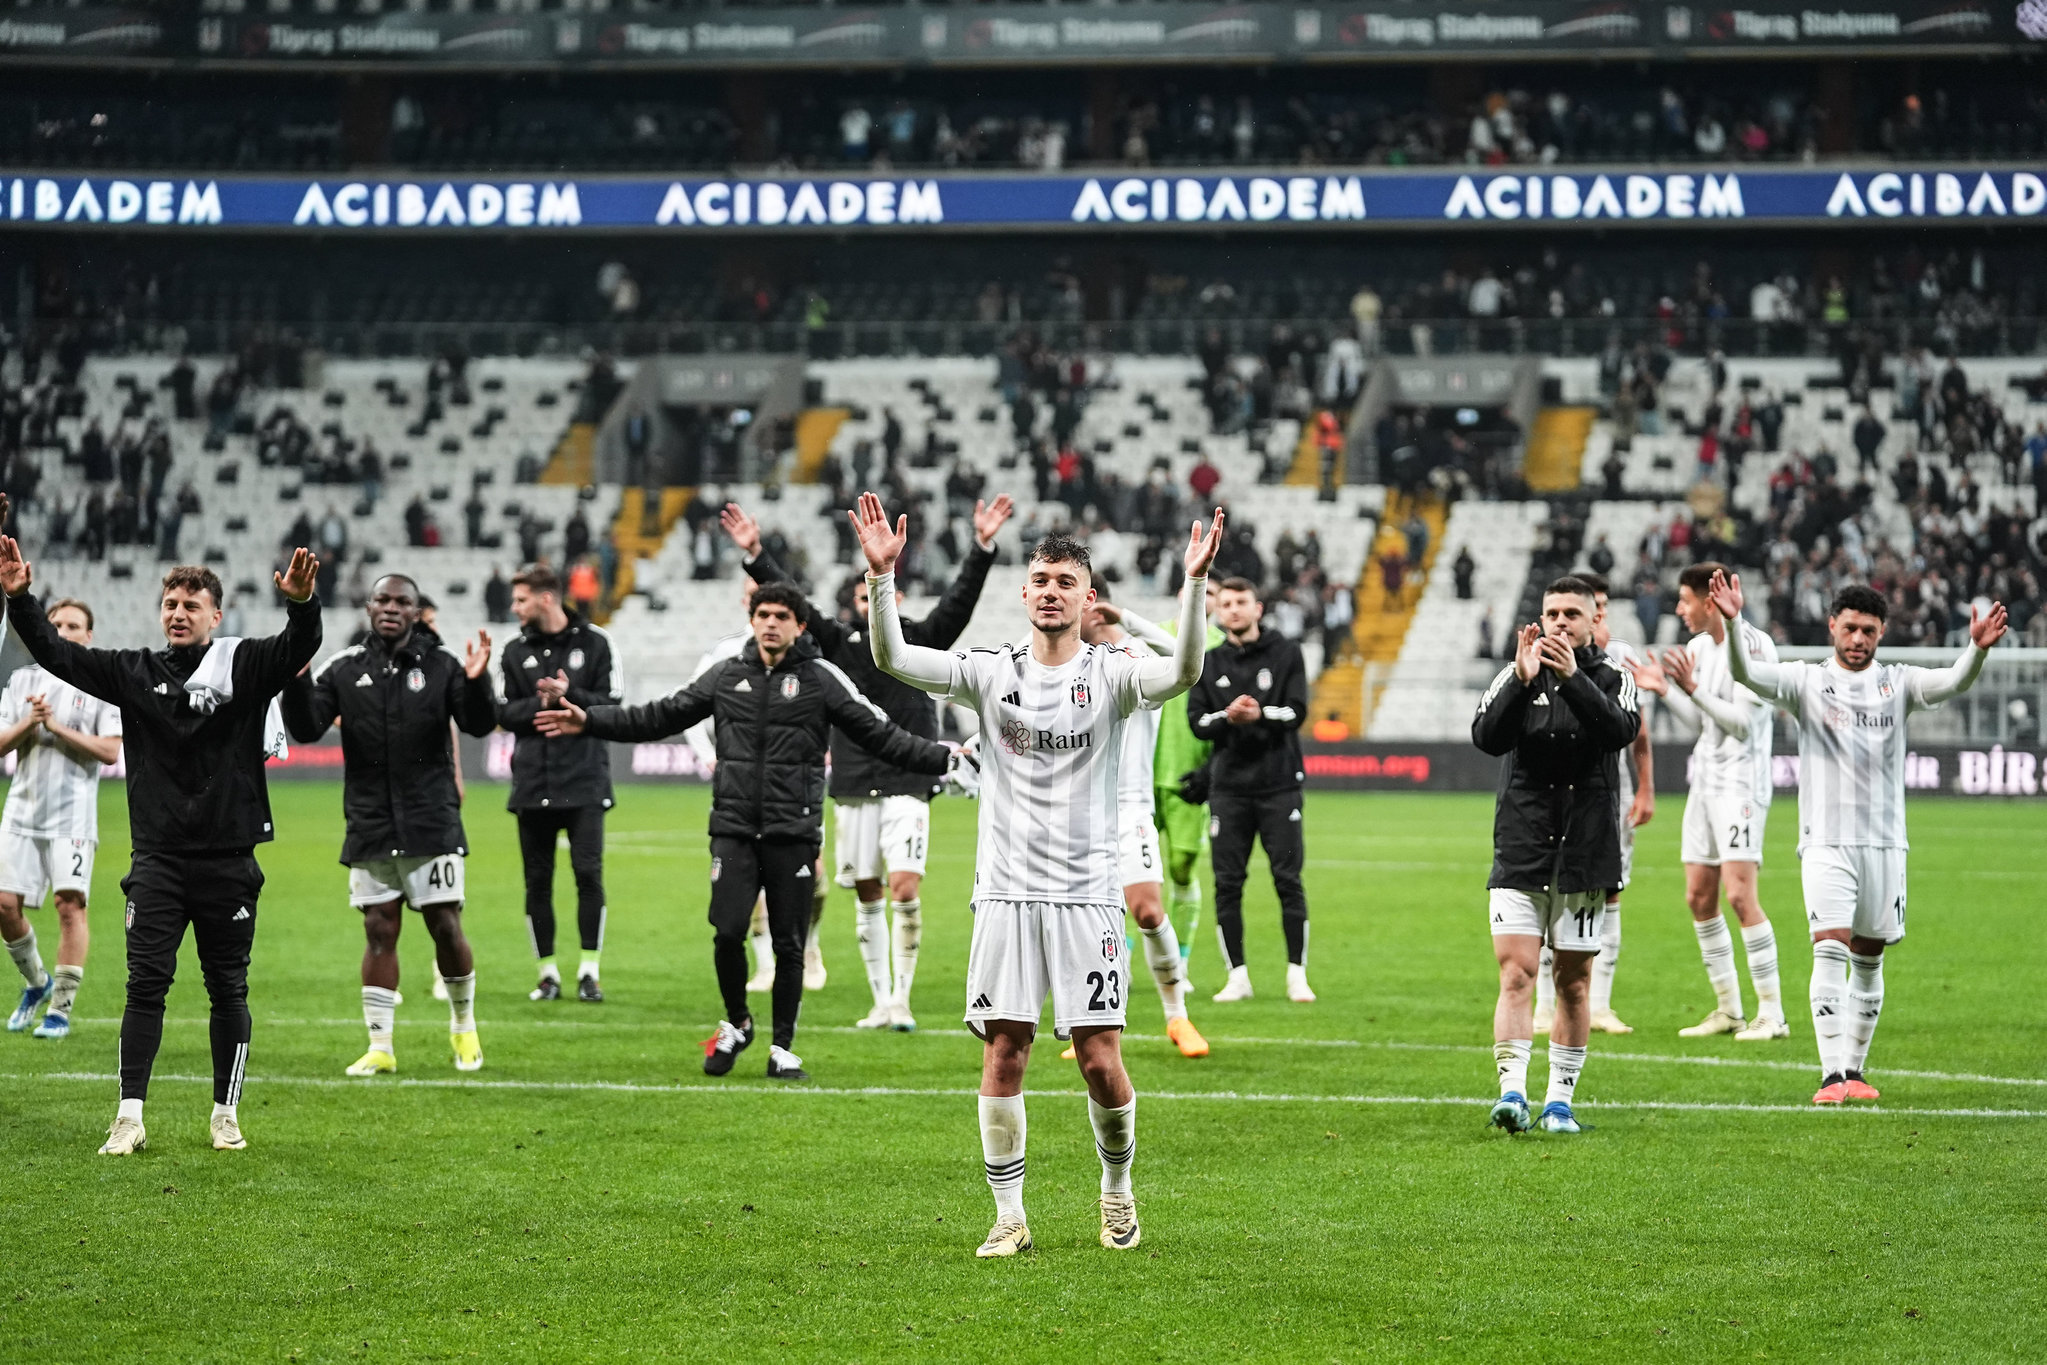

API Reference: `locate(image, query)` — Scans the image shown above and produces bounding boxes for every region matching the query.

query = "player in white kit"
[1533,574,1652,1036]
[1055,584,1208,1060]
[858,491,1222,1258]
[1631,562,1788,1042]
[1711,572,2006,1103]
[0,599,123,1039]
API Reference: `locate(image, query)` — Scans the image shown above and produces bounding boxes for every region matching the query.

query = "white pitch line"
[67,1019,2047,1086]
[7,1071,2042,1120]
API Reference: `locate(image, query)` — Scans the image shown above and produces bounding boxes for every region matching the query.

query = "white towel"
[184,637,291,760]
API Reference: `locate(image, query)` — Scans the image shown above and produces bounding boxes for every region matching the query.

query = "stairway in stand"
[600,487,696,622]
[1307,489,1447,737]
[1524,407,1595,493]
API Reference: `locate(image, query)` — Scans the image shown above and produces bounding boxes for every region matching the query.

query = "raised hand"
[971,494,1015,548]
[275,546,320,603]
[1969,601,2009,650]
[1626,655,1669,697]
[1184,507,1226,579]
[1513,623,1544,684]
[1660,646,1697,695]
[535,669,571,705]
[0,534,32,598]
[849,491,908,577]
[1091,601,1124,626]
[1538,632,1577,678]
[463,629,493,680]
[535,701,588,737]
[1706,568,1743,622]
[719,503,762,558]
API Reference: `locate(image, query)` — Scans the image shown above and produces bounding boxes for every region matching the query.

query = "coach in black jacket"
[0,534,322,1155]
[723,494,1010,1029]
[1187,577,1312,1001]
[1470,574,1640,1134]
[536,581,949,1082]
[283,573,499,1076]
[497,563,621,1002]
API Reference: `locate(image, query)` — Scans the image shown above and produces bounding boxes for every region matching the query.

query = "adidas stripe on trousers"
[707,835,819,1051]
[118,851,264,1105]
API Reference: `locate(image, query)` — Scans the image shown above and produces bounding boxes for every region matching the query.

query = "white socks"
[1846,952,1885,1075]
[890,899,922,1005]
[444,971,477,1032]
[1545,1043,1586,1109]
[362,985,398,1056]
[1810,938,1851,1079]
[1693,916,1743,1018]
[50,964,83,1017]
[578,955,600,983]
[854,897,890,1004]
[1534,943,1556,1016]
[1741,919,1784,1022]
[118,1097,144,1123]
[5,928,45,987]
[1088,1097,1137,1196]
[212,1101,236,1122]
[1140,920,1186,1020]
[1494,1038,1532,1097]
[978,1094,1027,1223]
[1590,906,1621,1016]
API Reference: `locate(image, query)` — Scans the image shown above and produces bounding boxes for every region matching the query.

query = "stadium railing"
[92,314,2047,363]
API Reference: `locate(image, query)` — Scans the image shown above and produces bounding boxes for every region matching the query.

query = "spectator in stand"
[1453,546,1477,600]
[485,566,513,624]
[1189,453,1221,503]
[568,559,601,618]
[1322,581,1353,664]
[1379,545,1407,608]
[1853,408,1887,477]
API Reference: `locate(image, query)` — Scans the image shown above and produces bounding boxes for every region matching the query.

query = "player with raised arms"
[1632,562,1788,1042]
[858,490,1222,1258]
[1708,570,2006,1104]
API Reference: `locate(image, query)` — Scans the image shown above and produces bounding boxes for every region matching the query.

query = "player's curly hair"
[1830,584,1888,622]
[749,580,811,626]
[1029,533,1092,577]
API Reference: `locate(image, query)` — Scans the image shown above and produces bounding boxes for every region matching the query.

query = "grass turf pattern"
[1,785,2042,1361]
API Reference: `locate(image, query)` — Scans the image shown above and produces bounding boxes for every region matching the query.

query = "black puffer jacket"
[580,642,950,842]
[498,610,620,812]
[282,625,499,864]
[1471,645,1641,894]
[1188,629,1310,796]
[745,540,994,800]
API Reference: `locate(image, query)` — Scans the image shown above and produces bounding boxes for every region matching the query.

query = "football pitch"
[2,784,2043,1362]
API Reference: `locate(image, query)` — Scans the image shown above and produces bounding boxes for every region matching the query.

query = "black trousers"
[1210,789,1309,968]
[516,806,607,960]
[707,836,817,1051]
[119,851,265,1105]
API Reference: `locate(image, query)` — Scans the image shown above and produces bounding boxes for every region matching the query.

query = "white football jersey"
[1684,620,1776,805]
[940,639,1150,906]
[1603,638,1642,807]
[1759,658,1942,852]
[1116,636,1160,820]
[0,665,122,841]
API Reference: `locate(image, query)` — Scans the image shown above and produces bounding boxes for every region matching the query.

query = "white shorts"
[1488,886,1606,954]
[1681,791,1768,866]
[349,854,466,909]
[832,796,930,888]
[1117,809,1163,888]
[1800,845,1907,945]
[964,899,1128,1041]
[0,831,95,906]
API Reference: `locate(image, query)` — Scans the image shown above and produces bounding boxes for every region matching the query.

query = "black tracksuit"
[280,624,499,869]
[580,640,949,1051]
[1470,646,1640,895]
[1188,628,1311,967]
[744,540,993,799]
[498,611,620,962]
[5,590,322,1105]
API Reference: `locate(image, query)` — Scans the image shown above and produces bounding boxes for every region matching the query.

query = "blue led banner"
[5,166,2045,233]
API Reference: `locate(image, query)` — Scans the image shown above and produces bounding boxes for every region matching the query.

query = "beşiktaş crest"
[1071,679,1091,707]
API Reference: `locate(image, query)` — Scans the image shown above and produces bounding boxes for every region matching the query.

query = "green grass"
[1,784,2043,1362]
